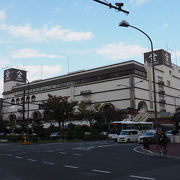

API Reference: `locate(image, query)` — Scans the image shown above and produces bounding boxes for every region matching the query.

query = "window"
[167,80,170,87]
[31,95,36,102]
[21,97,24,104]
[158,76,163,81]
[16,98,20,104]
[26,96,30,102]
[11,99,15,104]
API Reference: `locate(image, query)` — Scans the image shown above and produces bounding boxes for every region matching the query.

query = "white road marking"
[133,146,153,156]
[43,161,55,165]
[27,159,37,162]
[130,175,156,180]
[45,150,54,152]
[73,153,82,156]
[64,165,79,169]
[73,144,119,151]
[92,169,112,174]
[15,156,23,159]
[59,152,67,155]
[15,152,27,155]
[6,154,13,157]
[55,149,64,151]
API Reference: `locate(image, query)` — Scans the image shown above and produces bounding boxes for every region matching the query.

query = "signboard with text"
[144,49,171,67]
[4,68,26,83]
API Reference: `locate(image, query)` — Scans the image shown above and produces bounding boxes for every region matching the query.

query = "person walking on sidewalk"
[159,130,168,157]
[154,128,161,150]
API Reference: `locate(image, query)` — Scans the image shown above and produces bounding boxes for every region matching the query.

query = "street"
[0,141,179,180]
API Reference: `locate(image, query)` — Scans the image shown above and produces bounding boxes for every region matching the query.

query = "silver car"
[137,130,155,143]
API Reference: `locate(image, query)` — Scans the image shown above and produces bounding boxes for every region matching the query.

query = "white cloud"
[176,51,180,57]
[2,24,46,42]
[0,23,94,42]
[72,49,93,55]
[162,23,168,29]
[0,40,13,43]
[44,25,93,42]
[63,31,93,42]
[173,50,180,59]
[96,42,147,60]
[0,58,10,67]
[10,48,61,59]
[52,8,61,14]
[23,65,62,81]
[0,11,6,20]
[0,58,10,70]
[129,0,150,6]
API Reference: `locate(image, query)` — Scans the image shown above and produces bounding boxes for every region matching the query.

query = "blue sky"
[0,0,180,96]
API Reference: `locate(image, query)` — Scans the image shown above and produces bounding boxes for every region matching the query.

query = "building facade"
[2,49,180,125]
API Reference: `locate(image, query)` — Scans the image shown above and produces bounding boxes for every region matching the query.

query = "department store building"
[2,49,180,126]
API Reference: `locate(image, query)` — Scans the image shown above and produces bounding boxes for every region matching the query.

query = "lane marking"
[43,161,55,165]
[133,146,153,156]
[27,159,37,162]
[73,153,82,156]
[92,169,112,174]
[45,150,54,152]
[64,165,79,169]
[73,144,119,151]
[59,152,67,155]
[6,154,13,157]
[15,152,27,155]
[15,156,23,159]
[130,175,156,180]
[55,149,64,151]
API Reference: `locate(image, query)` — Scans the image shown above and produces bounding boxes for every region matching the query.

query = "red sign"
[150,101,153,108]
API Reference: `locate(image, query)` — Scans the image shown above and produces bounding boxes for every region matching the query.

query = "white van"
[117,130,139,143]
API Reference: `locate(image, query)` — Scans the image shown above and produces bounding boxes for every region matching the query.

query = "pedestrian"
[154,128,160,150]
[159,130,168,157]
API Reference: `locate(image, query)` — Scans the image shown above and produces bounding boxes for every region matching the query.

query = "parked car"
[166,129,173,142]
[50,132,60,138]
[117,130,139,143]
[138,130,155,144]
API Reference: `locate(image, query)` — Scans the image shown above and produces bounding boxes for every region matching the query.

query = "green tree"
[77,101,103,131]
[43,94,77,139]
[0,116,7,133]
[32,119,45,139]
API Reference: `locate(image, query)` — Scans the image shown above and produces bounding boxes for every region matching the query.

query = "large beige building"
[2,49,180,125]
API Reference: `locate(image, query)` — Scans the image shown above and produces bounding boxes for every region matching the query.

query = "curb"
[133,146,180,160]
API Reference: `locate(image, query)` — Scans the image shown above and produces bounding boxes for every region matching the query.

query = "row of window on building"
[14,69,146,96]
[11,95,36,104]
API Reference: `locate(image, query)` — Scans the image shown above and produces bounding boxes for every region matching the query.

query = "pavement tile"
[149,143,180,157]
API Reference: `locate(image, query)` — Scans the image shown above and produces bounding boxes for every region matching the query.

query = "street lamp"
[26,78,30,143]
[117,80,143,120]
[21,78,30,144]
[119,20,158,127]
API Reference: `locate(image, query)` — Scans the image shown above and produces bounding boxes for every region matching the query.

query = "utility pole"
[22,90,25,124]
[93,0,129,14]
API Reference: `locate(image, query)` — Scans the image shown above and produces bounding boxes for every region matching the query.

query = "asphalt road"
[0,141,179,180]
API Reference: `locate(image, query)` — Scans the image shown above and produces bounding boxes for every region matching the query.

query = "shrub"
[7,134,21,142]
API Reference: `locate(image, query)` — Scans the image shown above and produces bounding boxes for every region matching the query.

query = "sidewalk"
[149,143,180,158]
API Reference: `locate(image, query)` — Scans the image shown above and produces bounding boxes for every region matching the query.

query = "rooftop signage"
[144,49,171,67]
[4,68,26,83]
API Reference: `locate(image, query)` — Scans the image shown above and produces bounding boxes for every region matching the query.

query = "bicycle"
[159,144,167,158]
